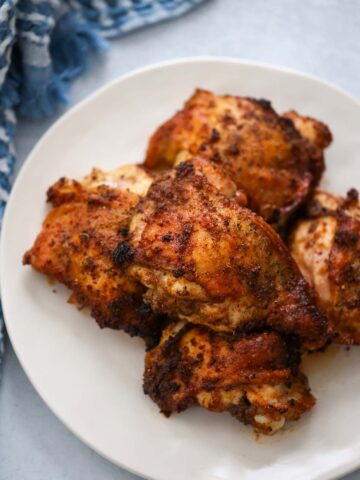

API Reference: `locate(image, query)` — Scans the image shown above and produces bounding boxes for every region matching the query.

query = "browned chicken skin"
[122,160,329,351]
[289,189,360,344]
[144,89,332,228]
[23,165,165,345]
[144,321,315,435]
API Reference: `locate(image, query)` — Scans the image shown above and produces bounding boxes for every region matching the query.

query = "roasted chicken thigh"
[289,189,360,344]
[122,160,329,350]
[23,165,164,344]
[144,321,315,435]
[144,89,332,228]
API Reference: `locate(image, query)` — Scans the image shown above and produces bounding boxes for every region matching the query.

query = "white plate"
[2,58,360,480]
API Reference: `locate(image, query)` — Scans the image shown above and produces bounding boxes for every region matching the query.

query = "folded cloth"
[0,0,205,374]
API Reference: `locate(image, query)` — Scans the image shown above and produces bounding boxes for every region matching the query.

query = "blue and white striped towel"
[0,0,205,374]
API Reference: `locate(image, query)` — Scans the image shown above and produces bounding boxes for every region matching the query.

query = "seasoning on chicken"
[289,189,360,344]
[144,89,332,228]
[123,160,329,351]
[144,321,315,435]
[23,165,165,345]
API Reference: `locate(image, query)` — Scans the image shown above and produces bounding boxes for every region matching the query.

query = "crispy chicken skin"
[289,189,360,344]
[121,160,329,351]
[144,322,315,435]
[144,89,332,228]
[23,165,164,344]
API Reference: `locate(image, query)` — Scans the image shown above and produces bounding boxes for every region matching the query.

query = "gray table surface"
[1,1,360,479]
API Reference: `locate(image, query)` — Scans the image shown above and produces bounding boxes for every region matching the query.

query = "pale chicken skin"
[174,151,242,201]
[119,160,329,351]
[282,110,333,150]
[144,321,315,435]
[144,89,332,228]
[289,189,360,344]
[23,165,165,345]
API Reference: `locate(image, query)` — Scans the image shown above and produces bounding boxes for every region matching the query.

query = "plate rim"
[2,56,360,480]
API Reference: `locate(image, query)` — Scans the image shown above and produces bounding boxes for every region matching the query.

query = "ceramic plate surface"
[2,58,360,480]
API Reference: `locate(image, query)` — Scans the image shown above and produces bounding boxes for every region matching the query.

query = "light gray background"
[1,0,360,479]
